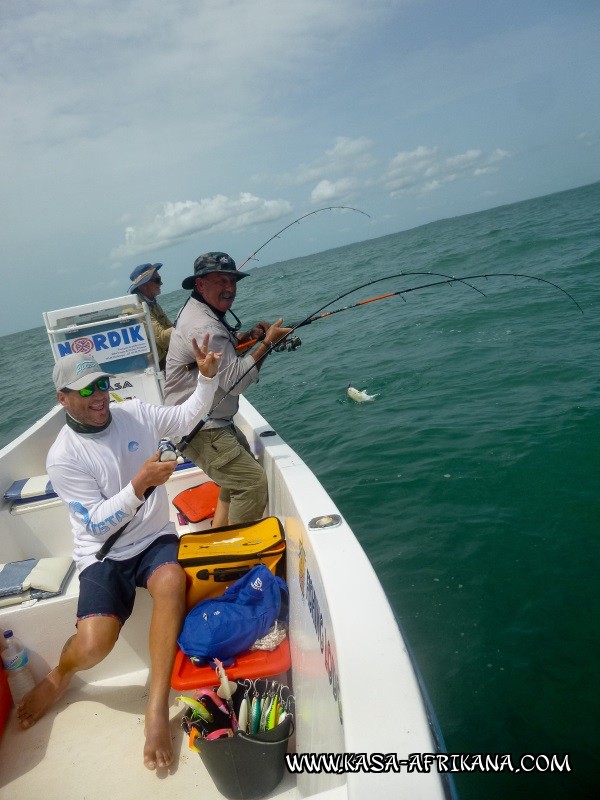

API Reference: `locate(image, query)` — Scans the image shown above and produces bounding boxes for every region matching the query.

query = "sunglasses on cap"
[63,377,110,397]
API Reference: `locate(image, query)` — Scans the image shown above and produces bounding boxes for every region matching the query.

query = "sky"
[1,0,599,336]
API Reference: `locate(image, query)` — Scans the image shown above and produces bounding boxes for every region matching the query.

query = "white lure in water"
[347,385,378,403]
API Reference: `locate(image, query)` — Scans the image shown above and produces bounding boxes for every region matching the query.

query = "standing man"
[129,263,173,369]
[17,336,220,772]
[164,252,290,527]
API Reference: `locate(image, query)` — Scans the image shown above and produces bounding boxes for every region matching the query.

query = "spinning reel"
[274,335,302,353]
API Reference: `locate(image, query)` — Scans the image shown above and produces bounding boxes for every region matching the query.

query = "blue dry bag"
[177,564,289,663]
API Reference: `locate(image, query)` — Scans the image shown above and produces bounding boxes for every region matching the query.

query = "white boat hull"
[0,294,451,798]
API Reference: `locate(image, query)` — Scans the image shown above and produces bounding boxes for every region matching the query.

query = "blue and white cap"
[53,354,112,391]
[129,263,163,293]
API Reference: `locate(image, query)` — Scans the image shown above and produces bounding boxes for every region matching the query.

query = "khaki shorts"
[184,425,268,524]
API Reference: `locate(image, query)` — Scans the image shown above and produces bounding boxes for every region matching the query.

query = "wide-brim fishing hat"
[181,252,249,290]
[129,263,163,293]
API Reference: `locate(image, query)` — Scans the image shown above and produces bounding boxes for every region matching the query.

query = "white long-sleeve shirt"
[47,373,217,573]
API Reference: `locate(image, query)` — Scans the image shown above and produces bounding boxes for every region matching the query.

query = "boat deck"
[0,671,297,799]
[0,396,452,800]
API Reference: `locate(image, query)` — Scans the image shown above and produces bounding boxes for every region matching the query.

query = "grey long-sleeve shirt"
[163,296,258,427]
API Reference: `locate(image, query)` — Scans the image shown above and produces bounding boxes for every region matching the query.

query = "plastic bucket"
[197,714,293,799]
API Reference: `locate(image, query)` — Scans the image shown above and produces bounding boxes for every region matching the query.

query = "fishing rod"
[181,269,579,449]
[235,271,486,353]
[235,270,583,352]
[173,206,371,334]
[237,206,371,270]
[180,270,583,448]
[201,269,481,359]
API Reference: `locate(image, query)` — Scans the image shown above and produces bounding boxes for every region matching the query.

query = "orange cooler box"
[171,637,291,691]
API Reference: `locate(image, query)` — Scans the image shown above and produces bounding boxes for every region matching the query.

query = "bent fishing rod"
[174,204,371,332]
[237,206,371,270]
[179,269,581,450]
[179,269,482,448]
[234,270,584,352]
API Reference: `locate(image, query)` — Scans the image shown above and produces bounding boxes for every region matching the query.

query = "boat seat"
[3,459,199,509]
[171,637,291,691]
[3,476,58,505]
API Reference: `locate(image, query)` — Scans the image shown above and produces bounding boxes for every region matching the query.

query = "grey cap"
[53,354,112,391]
[181,252,249,290]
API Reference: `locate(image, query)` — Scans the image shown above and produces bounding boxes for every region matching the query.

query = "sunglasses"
[63,377,110,397]
[150,277,162,285]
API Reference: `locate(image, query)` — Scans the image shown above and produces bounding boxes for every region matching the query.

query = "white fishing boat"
[0,294,454,799]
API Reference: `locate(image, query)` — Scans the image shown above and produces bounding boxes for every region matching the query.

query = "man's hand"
[236,320,270,344]
[263,318,293,347]
[131,453,177,500]
[249,320,270,340]
[250,318,293,365]
[192,333,222,378]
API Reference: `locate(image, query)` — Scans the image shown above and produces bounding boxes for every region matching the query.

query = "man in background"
[129,263,173,369]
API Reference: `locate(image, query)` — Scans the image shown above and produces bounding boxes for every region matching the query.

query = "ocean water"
[1,182,599,799]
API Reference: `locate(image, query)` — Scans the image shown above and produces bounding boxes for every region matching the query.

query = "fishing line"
[177,205,371,358]
[235,271,487,351]
[288,270,584,329]
[237,206,371,270]
[180,269,583,448]
[180,270,473,448]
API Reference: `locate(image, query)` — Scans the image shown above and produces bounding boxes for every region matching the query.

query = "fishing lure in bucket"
[214,659,238,732]
[238,690,250,734]
[250,695,261,735]
[259,684,278,732]
[176,695,213,724]
[195,687,229,715]
[266,694,281,731]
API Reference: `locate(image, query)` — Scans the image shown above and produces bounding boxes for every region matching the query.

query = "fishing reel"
[274,335,302,353]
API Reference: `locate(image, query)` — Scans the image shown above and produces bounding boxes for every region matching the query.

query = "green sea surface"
[1,182,599,799]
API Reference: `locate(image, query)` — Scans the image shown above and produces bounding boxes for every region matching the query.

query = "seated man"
[129,262,173,369]
[17,335,220,772]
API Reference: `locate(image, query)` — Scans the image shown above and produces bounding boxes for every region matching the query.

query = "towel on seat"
[3,476,56,502]
[0,559,37,597]
[0,557,74,607]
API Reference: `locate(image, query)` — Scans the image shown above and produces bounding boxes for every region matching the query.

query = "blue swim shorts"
[77,534,180,625]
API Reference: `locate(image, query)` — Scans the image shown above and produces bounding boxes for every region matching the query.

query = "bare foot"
[17,668,71,729]
[143,706,174,770]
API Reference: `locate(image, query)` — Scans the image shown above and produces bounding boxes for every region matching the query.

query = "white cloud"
[489,148,510,164]
[0,2,381,150]
[445,150,483,170]
[575,131,600,148]
[111,193,293,259]
[325,136,377,169]
[382,146,437,195]
[281,136,376,186]
[382,146,510,197]
[310,178,358,205]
